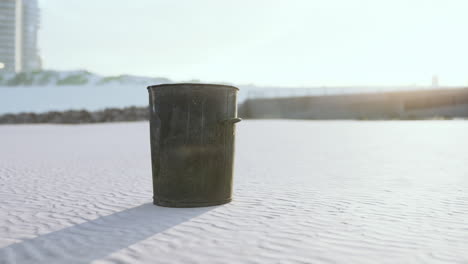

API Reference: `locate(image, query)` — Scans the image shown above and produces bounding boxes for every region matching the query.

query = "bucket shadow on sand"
[0,203,216,264]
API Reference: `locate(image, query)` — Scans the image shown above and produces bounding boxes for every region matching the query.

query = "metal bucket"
[147,83,241,207]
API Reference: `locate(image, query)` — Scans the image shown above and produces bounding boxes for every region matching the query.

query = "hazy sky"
[39,0,468,86]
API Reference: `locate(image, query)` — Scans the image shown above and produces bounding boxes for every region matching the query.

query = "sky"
[39,0,468,86]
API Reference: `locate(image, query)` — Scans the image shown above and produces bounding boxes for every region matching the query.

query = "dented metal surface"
[147,83,240,207]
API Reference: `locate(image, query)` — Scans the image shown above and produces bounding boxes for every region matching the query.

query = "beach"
[0,120,467,263]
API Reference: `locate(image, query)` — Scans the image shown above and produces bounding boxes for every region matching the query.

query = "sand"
[0,120,467,263]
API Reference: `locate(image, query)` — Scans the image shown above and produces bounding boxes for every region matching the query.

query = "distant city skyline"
[0,0,41,72]
[38,0,468,86]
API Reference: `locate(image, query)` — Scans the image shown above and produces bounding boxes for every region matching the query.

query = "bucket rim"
[147,83,239,91]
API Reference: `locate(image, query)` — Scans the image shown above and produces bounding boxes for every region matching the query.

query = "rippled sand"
[0,120,467,264]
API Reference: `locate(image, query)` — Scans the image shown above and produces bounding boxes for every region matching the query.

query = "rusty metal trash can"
[147,83,241,207]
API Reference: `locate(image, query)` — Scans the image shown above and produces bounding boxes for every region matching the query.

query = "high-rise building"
[0,0,41,73]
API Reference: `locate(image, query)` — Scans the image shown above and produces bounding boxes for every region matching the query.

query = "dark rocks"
[0,106,149,124]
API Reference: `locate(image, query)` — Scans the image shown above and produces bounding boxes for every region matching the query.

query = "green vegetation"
[56,71,90,85]
[0,70,91,86]
[0,70,170,86]
[37,71,55,85]
[97,75,124,85]
[6,72,35,86]
[0,70,60,86]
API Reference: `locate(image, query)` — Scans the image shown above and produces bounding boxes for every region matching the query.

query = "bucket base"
[153,198,231,208]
